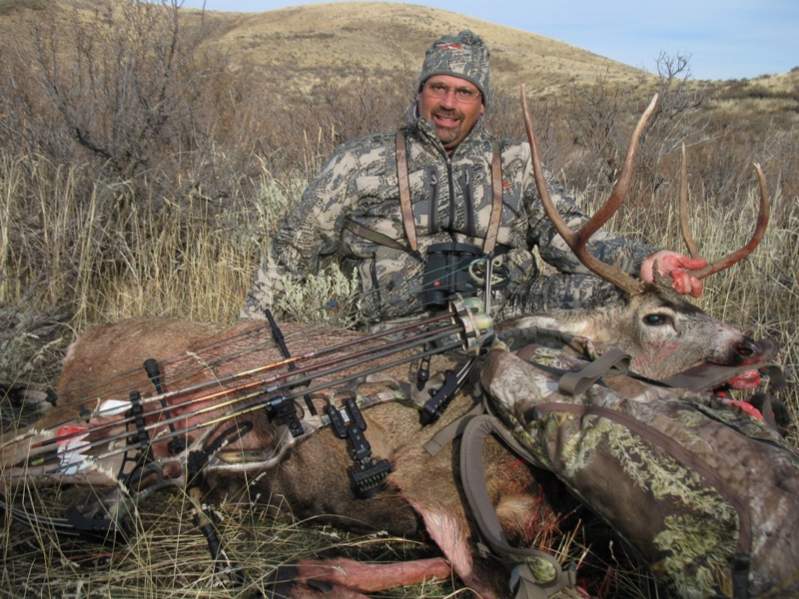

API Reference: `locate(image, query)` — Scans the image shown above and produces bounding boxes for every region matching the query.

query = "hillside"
[708,69,799,120]
[0,0,650,96]
[195,2,649,95]
[3,0,796,119]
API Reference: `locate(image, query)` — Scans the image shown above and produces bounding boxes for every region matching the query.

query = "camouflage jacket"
[242,113,653,323]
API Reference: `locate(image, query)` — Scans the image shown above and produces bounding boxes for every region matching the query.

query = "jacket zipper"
[446,157,455,233]
[429,169,438,233]
[462,169,475,237]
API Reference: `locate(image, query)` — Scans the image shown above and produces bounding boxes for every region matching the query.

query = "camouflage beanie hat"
[418,30,490,106]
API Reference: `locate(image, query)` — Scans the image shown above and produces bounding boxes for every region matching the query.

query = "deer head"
[500,90,774,382]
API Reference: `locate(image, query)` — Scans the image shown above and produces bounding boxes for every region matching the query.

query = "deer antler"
[678,145,770,279]
[678,143,701,258]
[521,86,657,295]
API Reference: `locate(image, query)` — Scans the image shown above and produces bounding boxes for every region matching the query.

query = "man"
[242,30,705,324]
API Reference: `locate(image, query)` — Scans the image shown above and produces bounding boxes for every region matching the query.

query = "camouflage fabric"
[481,343,799,598]
[242,99,653,324]
[417,30,491,105]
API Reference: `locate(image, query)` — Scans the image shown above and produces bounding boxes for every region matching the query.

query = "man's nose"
[439,90,457,109]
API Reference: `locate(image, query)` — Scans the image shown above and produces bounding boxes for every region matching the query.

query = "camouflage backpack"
[466,342,799,599]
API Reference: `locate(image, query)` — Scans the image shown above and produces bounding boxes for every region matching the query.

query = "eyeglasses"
[424,81,481,103]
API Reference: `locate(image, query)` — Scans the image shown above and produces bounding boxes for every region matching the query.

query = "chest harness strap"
[395,130,504,254]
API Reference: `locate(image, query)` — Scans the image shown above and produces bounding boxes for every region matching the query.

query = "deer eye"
[643,313,672,326]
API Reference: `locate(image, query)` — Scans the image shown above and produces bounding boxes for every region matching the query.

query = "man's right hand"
[640,250,707,298]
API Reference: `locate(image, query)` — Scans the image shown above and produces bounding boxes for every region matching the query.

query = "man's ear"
[480,105,485,117]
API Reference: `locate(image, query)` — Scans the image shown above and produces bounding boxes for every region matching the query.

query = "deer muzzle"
[733,336,776,366]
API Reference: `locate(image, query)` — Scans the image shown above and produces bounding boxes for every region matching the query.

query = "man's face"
[418,74,484,152]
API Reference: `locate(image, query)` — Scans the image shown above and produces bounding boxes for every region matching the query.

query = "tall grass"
[0,155,265,327]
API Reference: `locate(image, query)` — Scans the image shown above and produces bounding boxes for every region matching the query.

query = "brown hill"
[0,0,649,94]
[194,2,649,95]
[5,0,796,105]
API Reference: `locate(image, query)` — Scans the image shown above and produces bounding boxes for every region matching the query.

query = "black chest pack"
[396,131,509,426]
[421,242,484,307]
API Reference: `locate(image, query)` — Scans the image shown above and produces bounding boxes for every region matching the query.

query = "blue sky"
[178,0,797,80]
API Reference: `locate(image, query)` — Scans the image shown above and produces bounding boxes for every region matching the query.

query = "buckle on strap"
[459,414,579,598]
[557,347,630,396]
[510,560,580,599]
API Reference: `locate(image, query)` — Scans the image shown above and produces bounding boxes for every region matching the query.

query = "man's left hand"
[640,250,708,298]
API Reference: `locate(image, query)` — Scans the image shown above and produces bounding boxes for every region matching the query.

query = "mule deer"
[1,94,779,598]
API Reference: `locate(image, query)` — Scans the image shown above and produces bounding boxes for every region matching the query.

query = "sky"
[177,0,798,80]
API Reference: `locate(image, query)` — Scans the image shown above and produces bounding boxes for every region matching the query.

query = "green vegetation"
[0,1,796,597]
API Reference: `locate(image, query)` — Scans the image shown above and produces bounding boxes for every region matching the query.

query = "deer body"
[42,316,536,595]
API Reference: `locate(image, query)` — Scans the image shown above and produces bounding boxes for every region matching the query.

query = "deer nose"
[734,337,761,362]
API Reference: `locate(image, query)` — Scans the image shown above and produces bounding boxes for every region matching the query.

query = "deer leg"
[390,431,553,599]
[389,455,502,597]
[292,557,451,592]
[269,576,371,599]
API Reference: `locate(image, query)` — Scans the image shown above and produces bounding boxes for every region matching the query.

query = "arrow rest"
[263,395,305,438]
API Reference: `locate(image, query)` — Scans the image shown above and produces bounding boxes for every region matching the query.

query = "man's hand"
[640,250,708,298]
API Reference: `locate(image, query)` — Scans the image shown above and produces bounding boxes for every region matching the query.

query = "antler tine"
[687,163,770,280]
[520,85,647,295]
[678,143,701,258]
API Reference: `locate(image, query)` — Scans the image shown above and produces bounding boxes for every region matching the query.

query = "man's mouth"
[432,112,461,128]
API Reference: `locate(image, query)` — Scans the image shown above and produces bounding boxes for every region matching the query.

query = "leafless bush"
[636,53,707,189]
[0,0,241,197]
[40,1,196,174]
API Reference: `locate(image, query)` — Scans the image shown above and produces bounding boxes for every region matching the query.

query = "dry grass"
[0,156,257,328]
[0,482,455,598]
